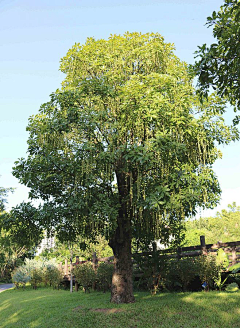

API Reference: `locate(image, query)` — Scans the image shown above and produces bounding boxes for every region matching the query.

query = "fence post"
[152,241,157,265]
[232,247,237,266]
[58,262,62,273]
[70,251,73,293]
[177,247,181,260]
[200,235,207,255]
[92,252,98,291]
[64,259,68,275]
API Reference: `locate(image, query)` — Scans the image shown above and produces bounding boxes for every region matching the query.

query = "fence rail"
[59,236,240,278]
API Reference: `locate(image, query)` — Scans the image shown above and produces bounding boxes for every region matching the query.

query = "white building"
[35,231,55,256]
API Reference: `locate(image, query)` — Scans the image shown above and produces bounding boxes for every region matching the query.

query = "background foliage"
[184,202,240,245]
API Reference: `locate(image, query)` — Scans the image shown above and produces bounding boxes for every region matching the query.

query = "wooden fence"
[59,236,240,279]
[140,236,240,266]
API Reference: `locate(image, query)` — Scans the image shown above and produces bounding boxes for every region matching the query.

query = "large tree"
[13,32,238,303]
[194,0,240,124]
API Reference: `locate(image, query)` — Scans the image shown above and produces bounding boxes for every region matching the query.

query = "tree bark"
[108,167,135,304]
[109,219,135,303]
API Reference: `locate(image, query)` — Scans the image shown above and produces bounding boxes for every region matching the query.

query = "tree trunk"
[109,219,135,304]
[109,167,135,304]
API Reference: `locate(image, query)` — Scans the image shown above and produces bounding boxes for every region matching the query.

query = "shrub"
[225,282,239,292]
[74,262,96,292]
[168,257,199,292]
[96,262,114,292]
[134,252,224,293]
[12,257,62,290]
[133,253,170,294]
[30,268,43,289]
[43,266,63,289]
[12,266,31,288]
[197,254,221,291]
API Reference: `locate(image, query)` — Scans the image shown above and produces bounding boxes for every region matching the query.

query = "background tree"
[194,0,240,124]
[184,202,240,246]
[2,202,44,250]
[13,32,238,303]
[0,202,44,281]
[40,235,113,262]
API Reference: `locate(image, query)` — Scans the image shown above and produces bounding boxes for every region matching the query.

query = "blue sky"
[0,0,239,216]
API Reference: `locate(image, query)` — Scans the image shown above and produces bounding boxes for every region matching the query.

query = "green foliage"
[0,183,23,282]
[0,202,44,283]
[133,251,170,294]
[214,273,229,292]
[136,256,200,293]
[0,228,26,282]
[40,235,112,264]
[194,0,240,124]
[198,254,221,291]
[24,257,59,272]
[184,203,240,246]
[12,32,239,302]
[168,258,199,292]
[12,257,62,290]
[96,262,114,292]
[12,32,238,247]
[228,262,240,273]
[134,251,226,293]
[30,268,42,289]
[74,262,96,292]
[216,248,229,270]
[12,266,31,288]
[225,282,239,292]
[3,202,44,250]
[43,266,62,289]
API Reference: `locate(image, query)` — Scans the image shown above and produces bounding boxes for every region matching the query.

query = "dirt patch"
[73,305,84,311]
[176,312,184,315]
[73,306,124,314]
[91,308,124,314]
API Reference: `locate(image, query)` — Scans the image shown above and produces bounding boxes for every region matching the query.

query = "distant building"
[35,231,55,256]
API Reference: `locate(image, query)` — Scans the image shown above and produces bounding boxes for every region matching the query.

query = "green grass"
[1,288,240,328]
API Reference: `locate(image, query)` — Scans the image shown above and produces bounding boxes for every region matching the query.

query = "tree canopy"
[13,32,238,303]
[194,0,240,124]
[184,203,240,246]
[2,202,44,250]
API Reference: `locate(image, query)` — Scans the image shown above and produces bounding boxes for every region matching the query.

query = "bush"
[74,262,96,292]
[133,253,169,294]
[12,257,62,290]
[12,266,31,288]
[96,262,114,292]
[167,258,199,292]
[30,268,43,289]
[225,282,239,292]
[134,252,225,293]
[43,266,63,289]
[197,254,221,291]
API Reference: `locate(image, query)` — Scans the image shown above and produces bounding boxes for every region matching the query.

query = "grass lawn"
[0,287,240,328]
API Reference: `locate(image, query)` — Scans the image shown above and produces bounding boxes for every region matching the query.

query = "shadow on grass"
[0,288,240,328]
